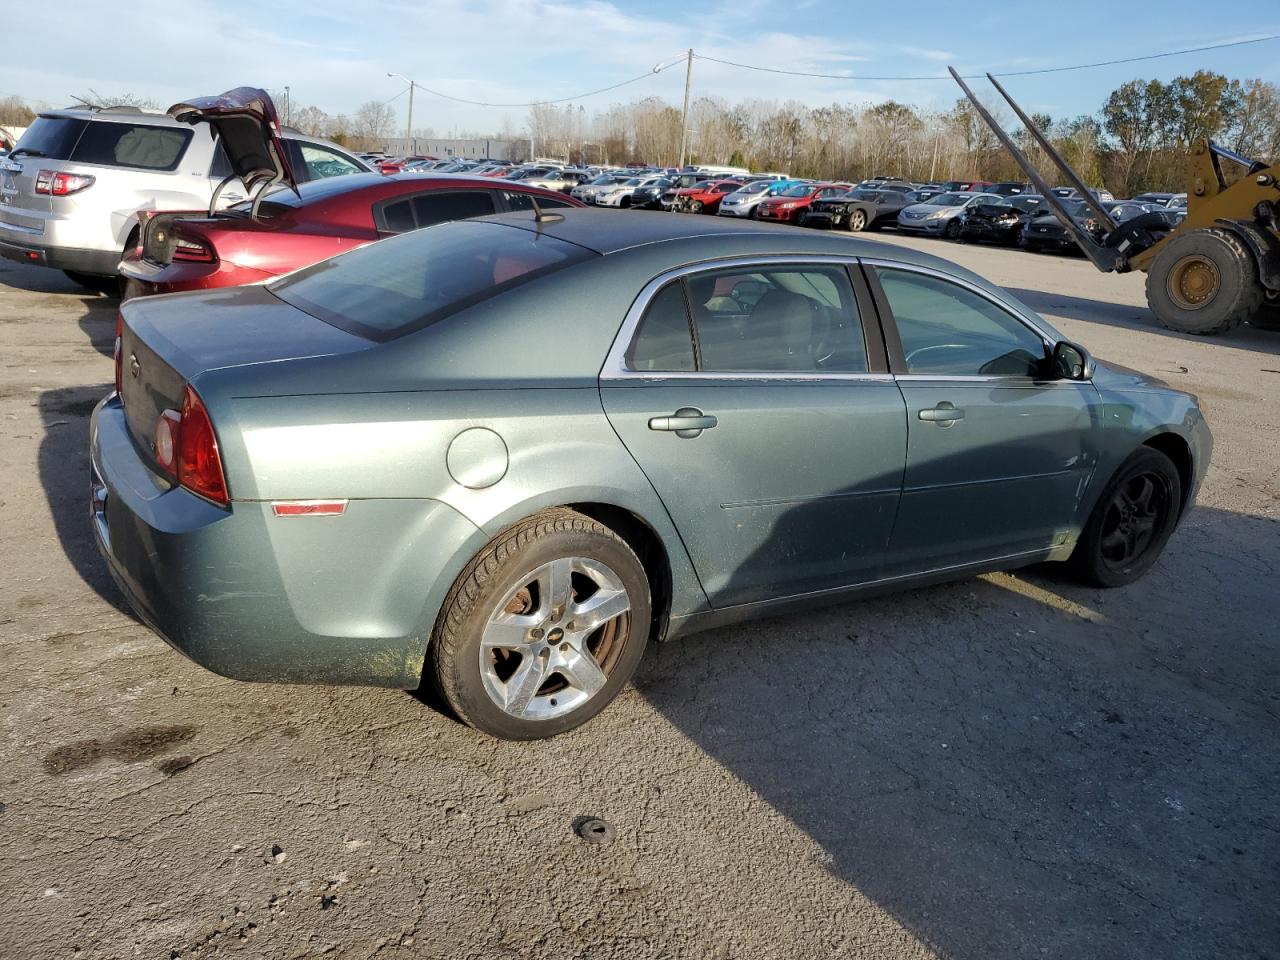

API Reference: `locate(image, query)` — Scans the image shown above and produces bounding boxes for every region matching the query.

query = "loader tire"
[1146,228,1263,335]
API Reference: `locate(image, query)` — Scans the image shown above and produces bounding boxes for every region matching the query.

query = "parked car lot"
[2,230,1277,957]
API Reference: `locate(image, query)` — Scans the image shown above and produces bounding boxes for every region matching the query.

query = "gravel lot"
[1,233,1277,960]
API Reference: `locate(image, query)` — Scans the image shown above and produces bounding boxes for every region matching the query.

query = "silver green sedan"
[92,210,1211,739]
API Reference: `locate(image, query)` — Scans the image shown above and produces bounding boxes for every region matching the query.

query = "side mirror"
[1051,340,1094,381]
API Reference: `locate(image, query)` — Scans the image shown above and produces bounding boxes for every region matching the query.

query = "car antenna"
[529,195,564,226]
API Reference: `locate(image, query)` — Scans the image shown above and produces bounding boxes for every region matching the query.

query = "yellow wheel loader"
[952,68,1280,335]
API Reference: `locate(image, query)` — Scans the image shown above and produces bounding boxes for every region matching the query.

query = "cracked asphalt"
[1,233,1278,960]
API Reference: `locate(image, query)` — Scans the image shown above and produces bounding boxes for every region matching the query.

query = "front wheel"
[1069,448,1182,587]
[429,509,651,740]
[847,209,868,232]
[944,219,961,240]
[688,200,703,214]
[1146,227,1263,335]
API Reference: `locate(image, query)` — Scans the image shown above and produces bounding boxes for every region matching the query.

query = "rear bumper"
[90,394,485,688]
[0,235,120,275]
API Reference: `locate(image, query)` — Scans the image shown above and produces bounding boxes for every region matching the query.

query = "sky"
[3,0,1279,136]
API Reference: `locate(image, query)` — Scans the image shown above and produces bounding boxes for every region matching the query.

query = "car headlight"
[927,209,951,220]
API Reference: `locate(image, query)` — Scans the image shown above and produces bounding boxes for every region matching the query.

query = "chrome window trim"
[601,254,885,383]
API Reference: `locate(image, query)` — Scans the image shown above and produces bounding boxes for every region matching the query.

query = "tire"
[944,219,961,240]
[1145,227,1263,335]
[1069,447,1182,588]
[620,196,631,209]
[429,508,651,740]
[847,209,868,232]
[688,200,702,214]
[63,271,119,295]
[795,211,808,227]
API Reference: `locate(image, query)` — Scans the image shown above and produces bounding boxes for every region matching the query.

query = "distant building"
[382,137,518,160]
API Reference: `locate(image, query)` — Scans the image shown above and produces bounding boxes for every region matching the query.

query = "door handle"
[918,402,965,426]
[648,407,717,438]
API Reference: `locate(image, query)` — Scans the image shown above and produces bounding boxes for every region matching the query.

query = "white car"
[571,173,631,203]
[896,192,1005,238]
[595,175,666,208]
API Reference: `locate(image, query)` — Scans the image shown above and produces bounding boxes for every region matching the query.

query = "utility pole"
[678,48,693,169]
[406,79,415,154]
[386,73,416,155]
[283,86,291,126]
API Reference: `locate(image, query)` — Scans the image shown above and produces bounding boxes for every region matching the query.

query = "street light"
[654,50,693,169]
[386,72,416,155]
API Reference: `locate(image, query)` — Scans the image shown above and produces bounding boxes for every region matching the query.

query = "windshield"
[926,192,970,206]
[623,178,644,186]
[11,116,87,159]
[270,221,594,342]
[736,181,770,195]
[779,184,812,197]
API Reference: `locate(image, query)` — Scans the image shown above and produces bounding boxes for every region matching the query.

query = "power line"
[694,33,1280,81]
[410,61,683,109]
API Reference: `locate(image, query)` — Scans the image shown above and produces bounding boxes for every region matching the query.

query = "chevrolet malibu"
[92,210,1211,739]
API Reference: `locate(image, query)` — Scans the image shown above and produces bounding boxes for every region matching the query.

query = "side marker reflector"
[272,500,348,518]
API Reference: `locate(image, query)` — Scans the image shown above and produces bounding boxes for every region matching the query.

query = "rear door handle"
[918,402,965,425]
[648,407,717,438]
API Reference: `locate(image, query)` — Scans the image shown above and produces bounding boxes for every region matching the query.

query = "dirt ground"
[1,233,1277,960]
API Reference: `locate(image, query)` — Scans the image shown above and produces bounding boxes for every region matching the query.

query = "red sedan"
[672,179,742,214]
[120,173,583,299]
[755,182,853,224]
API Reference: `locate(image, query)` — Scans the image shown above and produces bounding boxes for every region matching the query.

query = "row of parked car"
[554,167,1188,258]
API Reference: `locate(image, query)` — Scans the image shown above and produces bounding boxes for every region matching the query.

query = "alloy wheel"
[1098,472,1172,573]
[478,557,632,721]
[849,211,867,231]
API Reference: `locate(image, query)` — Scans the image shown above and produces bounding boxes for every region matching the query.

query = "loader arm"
[948,67,1124,273]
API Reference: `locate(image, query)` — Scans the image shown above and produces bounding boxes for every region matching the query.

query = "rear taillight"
[153,386,229,506]
[172,238,215,263]
[34,170,95,196]
[113,312,123,395]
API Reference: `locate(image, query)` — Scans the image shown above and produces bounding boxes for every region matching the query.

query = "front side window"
[874,268,1047,377]
[626,265,869,374]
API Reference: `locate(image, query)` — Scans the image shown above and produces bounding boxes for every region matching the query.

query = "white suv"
[0,103,372,288]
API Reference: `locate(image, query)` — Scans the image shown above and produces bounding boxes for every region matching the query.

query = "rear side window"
[12,117,87,160]
[270,220,593,341]
[377,190,497,234]
[628,283,696,372]
[70,122,191,170]
[627,265,868,374]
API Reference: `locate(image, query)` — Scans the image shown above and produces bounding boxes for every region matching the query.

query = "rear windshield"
[11,117,88,160]
[71,122,191,170]
[269,220,594,341]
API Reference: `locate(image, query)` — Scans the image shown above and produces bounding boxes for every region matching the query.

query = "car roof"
[469,208,973,268]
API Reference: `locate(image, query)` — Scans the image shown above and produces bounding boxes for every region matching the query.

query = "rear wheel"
[1146,227,1263,335]
[429,509,651,740]
[1069,448,1182,587]
[847,209,868,232]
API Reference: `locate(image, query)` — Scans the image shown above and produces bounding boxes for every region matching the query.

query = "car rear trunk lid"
[118,283,368,456]
[166,87,299,200]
